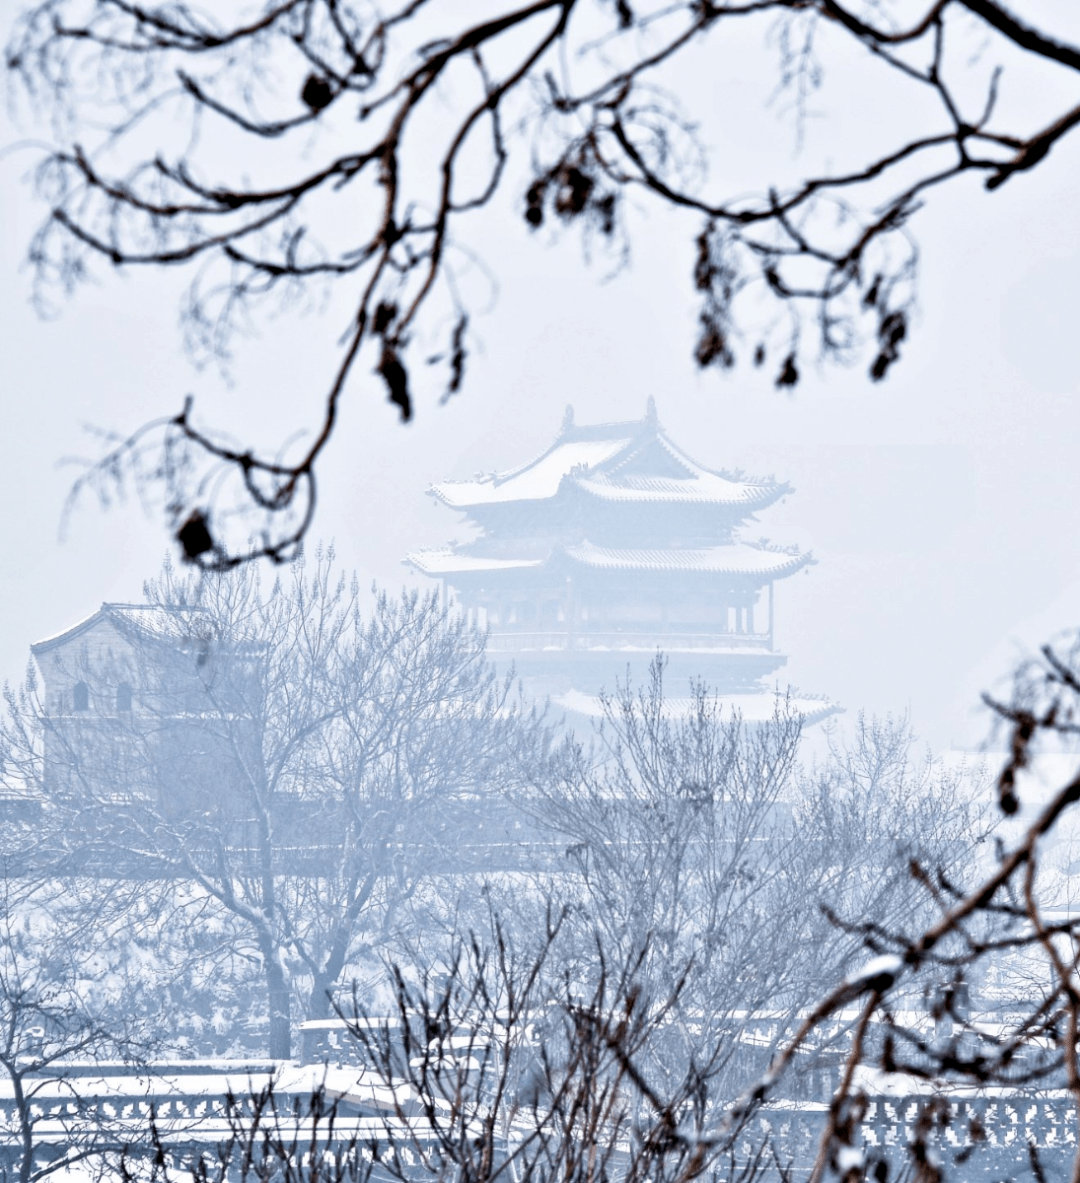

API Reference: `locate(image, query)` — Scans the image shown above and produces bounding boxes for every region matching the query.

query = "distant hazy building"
[31,602,214,715]
[406,400,837,723]
[29,602,250,814]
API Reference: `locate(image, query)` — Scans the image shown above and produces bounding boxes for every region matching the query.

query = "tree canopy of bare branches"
[1,551,552,1059]
[238,636,1080,1182]
[526,660,984,1112]
[0,872,165,1183]
[8,0,1080,564]
[716,634,1080,1182]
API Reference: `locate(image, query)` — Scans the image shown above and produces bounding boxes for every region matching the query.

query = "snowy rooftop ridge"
[31,602,209,655]
[431,436,634,507]
[427,401,790,512]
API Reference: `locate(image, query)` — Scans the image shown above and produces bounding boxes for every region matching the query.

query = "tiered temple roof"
[428,400,789,517]
[406,401,836,722]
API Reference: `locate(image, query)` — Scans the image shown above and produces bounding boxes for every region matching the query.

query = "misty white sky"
[2,5,1079,753]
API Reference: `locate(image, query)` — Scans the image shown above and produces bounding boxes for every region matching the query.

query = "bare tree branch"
[8,0,1080,564]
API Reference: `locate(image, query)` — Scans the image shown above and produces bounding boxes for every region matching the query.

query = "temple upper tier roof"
[407,540,812,580]
[428,400,790,513]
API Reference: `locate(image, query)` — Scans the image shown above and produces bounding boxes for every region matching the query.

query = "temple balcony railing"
[485,629,773,653]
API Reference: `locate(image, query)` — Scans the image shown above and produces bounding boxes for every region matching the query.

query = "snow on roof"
[575,470,782,506]
[427,404,787,512]
[431,437,633,508]
[405,549,546,575]
[583,425,788,506]
[30,608,103,652]
[565,541,812,578]
[108,604,207,633]
[405,541,811,580]
[32,603,208,654]
[554,689,841,726]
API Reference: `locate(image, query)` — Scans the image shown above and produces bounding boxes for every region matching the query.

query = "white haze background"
[1,4,1079,751]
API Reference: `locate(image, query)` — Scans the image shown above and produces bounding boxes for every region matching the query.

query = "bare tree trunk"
[12,1071,33,1183]
[308,971,334,1022]
[305,864,383,1023]
[263,943,292,1060]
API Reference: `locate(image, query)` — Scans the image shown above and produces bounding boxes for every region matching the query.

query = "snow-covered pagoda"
[406,400,836,723]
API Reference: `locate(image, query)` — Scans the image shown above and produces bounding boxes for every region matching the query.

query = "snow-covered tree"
[2,551,553,1059]
[0,871,161,1183]
[523,658,984,1107]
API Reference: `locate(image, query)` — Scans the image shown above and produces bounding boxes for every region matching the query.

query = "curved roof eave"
[31,606,110,655]
[405,542,813,581]
[564,541,814,580]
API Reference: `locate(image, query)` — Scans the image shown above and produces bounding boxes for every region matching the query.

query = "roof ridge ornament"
[644,395,658,425]
[562,404,575,433]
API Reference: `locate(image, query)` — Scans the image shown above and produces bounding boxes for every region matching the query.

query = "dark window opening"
[117,683,133,712]
[73,682,89,712]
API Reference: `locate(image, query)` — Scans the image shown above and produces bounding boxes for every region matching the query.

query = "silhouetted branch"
[8,0,1080,562]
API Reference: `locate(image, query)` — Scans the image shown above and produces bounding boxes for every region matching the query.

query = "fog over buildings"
[4,5,1080,1180]
[2,104,1079,751]
[405,400,840,726]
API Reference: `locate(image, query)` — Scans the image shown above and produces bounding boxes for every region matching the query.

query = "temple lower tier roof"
[406,540,813,581]
[555,689,841,727]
